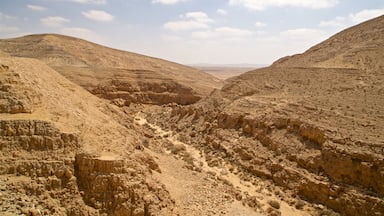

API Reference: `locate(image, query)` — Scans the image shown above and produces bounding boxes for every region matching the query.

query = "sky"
[0,0,383,65]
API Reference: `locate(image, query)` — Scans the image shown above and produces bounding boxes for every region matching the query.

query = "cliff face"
[0,119,88,215]
[146,16,384,215]
[91,76,201,106]
[0,34,222,105]
[0,57,174,215]
[149,102,384,215]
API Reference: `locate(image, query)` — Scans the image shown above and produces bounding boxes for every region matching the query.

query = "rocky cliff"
[0,57,174,215]
[145,16,384,215]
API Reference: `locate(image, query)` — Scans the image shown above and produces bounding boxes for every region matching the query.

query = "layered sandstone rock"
[147,16,384,216]
[0,56,174,215]
[91,78,201,105]
[0,63,40,113]
[0,34,222,105]
[75,153,173,215]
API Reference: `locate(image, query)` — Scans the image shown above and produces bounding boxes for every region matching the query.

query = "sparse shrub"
[295,200,305,209]
[141,138,150,148]
[243,195,261,209]
[267,199,280,209]
[318,208,339,216]
[266,207,281,216]
[170,143,186,154]
[178,133,189,143]
[182,152,194,166]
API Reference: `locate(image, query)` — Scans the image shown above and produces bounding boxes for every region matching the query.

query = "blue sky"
[0,0,383,65]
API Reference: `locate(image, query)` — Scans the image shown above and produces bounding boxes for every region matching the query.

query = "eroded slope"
[0,56,174,215]
[0,34,222,105]
[273,15,384,72]
[146,16,384,216]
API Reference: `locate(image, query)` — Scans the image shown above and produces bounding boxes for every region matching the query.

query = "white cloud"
[280,28,326,40]
[0,25,20,33]
[349,9,384,23]
[60,27,92,36]
[255,30,268,35]
[184,12,214,23]
[71,0,106,4]
[0,12,16,20]
[192,27,253,39]
[152,0,187,4]
[319,16,346,28]
[217,9,228,15]
[41,16,70,27]
[82,10,114,22]
[273,28,329,57]
[60,27,104,43]
[216,27,253,36]
[162,34,183,41]
[27,4,47,11]
[228,0,338,10]
[164,11,213,31]
[255,21,267,27]
[319,8,384,29]
[164,21,210,31]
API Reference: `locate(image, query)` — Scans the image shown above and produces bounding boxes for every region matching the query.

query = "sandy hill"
[273,15,384,72]
[147,15,384,215]
[0,34,222,105]
[0,56,176,215]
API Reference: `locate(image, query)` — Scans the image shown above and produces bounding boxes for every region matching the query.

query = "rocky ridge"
[145,15,384,215]
[0,34,222,106]
[273,15,384,72]
[0,57,175,215]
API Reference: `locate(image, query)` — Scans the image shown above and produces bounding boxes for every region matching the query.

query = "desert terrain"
[0,15,383,216]
[0,34,222,106]
[193,66,258,80]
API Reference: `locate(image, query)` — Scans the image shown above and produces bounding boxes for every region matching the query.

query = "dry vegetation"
[0,15,383,216]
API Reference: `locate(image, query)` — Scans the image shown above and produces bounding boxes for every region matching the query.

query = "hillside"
[0,50,262,215]
[1,13,383,216]
[0,56,176,215]
[146,15,384,215]
[273,15,384,72]
[0,34,222,105]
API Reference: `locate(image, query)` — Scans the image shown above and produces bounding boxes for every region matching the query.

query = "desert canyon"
[0,15,383,216]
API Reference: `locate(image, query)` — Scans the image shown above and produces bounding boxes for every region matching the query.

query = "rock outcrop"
[75,153,173,215]
[0,64,40,113]
[146,15,384,216]
[0,56,175,215]
[150,104,384,215]
[0,119,90,215]
[91,78,201,106]
[0,34,223,105]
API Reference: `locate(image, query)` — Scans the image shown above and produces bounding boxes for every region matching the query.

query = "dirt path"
[135,112,308,215]
[151,149,259,215]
